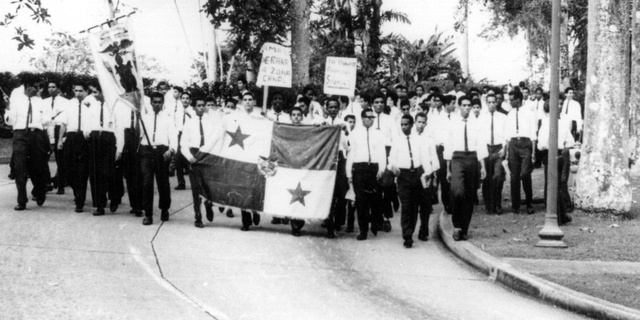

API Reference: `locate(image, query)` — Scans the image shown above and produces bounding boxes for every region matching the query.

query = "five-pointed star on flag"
[227,126,250,149]
[287,182,311,206]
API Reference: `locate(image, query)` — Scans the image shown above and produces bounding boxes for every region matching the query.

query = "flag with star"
[192,115,340,220]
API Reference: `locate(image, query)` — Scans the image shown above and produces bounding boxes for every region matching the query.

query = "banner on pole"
[87,17,146,113]
[324,57,357,96]
[256,42,292,88]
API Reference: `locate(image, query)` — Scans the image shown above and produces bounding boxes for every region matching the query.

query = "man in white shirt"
[389,114,439,248]
[58,82,100,213]
[444,95,488,241]
[505,90,537,214]
[140,92,177,225]
[43,80,68,195]
[238,92,262,231]
[562,87,583,140]
[266,92,290,124]
[5,75,52,210]
[447,81,466,100]
[346,108,387,241]
[322,97,348,238]
[174,91,193,190]
[430,94,457,213]
[288,107,308,237]
[371,93,399,225]
[479,94,507,214]
[88,84,122,216]
[182,97,219,228]
[530,87,546,168]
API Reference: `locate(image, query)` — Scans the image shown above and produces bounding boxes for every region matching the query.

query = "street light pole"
[536,0,567,248]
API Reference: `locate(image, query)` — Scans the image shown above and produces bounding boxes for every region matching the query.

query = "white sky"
[0,0,529,85]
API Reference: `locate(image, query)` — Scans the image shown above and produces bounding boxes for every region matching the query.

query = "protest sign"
[256,43,292,88]
[324,57,357,96]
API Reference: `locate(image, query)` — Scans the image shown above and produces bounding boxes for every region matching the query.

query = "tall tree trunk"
[365,0,382,78]
[560,0,571,88]
[629,0,640,177]
[575,0,631,214]
[246,59,255,83]
[290,0,311,86]
[460,1,470,79]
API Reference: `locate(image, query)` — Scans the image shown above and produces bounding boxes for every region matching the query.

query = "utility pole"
[536,0,567,248]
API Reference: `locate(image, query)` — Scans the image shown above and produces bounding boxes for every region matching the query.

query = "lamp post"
[536,0,567,248]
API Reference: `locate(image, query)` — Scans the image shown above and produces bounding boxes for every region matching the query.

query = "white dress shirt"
[478,111,508,146]
[537,113,575,150]
[140,109,177,151]
[443,116,489,160]
[180,111,223,161]
[428,110,458,145]
[505,106,538,141]
[44,95,69,143]
[346,126,387,178]
[266,109,291,123]
[372,111,395,146]
[5,93,51,130]
[562,99,583,129]
[388,132,439,174]
[59,95,100,132]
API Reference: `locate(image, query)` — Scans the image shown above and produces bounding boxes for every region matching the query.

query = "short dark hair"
[535,87,544,94]
[325,96,340,106]
[73,82,89,91]
[401,114,414,125]
[205,96,216,104]
[407,91,417,99]
[150,92,164,101]
[458,95,472,106]
[431,93,444,102]
[344,114,356,122]
[193,96,206,104]
[471,98,482,107]
[564,87,574,94]
[429,86,441,93]
[359,92,371,104]
[224,98,236,106]
[339,96,350,105]
[372,93,386,103]
[290,106,303,114]
[442,95,456,105]
[21,74,42,88]
[174,86,184,94]
[396,84,407,91]
[386,91,398,105]
[399,98,411,107]
[303,85,315,95]
[415,84,424,91]
[242,91,254,99]
[485,93,497,101]
[297,96,311,106]
[509,90,523,102]
[237,77,247,85]
[522,86,530,92]
[415,112,427,122]
[156,81,168,89]
[47,80,60,88]
[181,91,191,98]
[361,108,373,118]
[469,87,480,93]
[91,82,102,93]
[519,81,526,87]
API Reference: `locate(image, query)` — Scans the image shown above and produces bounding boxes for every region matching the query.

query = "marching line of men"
[3,75,580,248]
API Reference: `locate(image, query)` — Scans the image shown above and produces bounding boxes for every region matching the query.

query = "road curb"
[437,211,640,320]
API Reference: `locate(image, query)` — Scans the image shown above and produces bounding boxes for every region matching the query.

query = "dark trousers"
[543,149,572,223]
[450,151,479,236]
[508,137,533,210]
[482,144,505,212]
[140,145,171,217]
[436,145,451,212]
[352,163,383,236]
[115,128,143,210]
[328,153,348,232]
[175,131,188,185]
[52,125,65,190]
[89,131,117,208]
[64,132,91,208]
[380,146,398,218]
[12,129,49,205]
[290,219,305,233]
[397,167,430,242]
[187,147,211,222]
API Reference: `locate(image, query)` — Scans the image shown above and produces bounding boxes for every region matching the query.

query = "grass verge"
[539,273,640,310]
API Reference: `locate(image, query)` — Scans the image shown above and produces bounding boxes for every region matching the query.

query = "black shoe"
[174,183,185,190]
[418,234,428,241]
[205,205,214,222]
[93,208,105,216]
[526,205,535,215]
[168,170,175,177]
[560,215,573,225]
[252,212,260,225]
[495,206,503,215]
[226,209,234,218]
[194,220,204,228]
[460,233,469,241]
[142,217,153,225]
[271,217,282,225]
[46,184,53,192]
[8,172,15,180]
[218,207,225,213]
[161,209,169,221]
[371,224,378,236]
[512,208,520,215]
[134,210,143,217]
[392,198,400,212]
[14,204,25,211]
[326,232,336,239]
[240,225,250,231]
[345,226,354,233]
[383,220,392,232]
[292,229,301,237]
[129,209,136,214]
[452,228,462,241]
[282,218,290,225]
[56,189,64,195]
[110,202,119,213]
[75,206,83,213]
[356,234,367,241]
[403,240,413,248]
[36,197,45,206]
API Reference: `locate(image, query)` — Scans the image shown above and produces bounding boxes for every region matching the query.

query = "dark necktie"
[26,98,32,129]
[78,100,82,132]
[276,113,279,122]
[407,136,414,169]
[199,116,204,147]
[100,102,104,128]
[491,112,494,145]
[516,107,519,132]
[51,96,55,109]
[564,101,568,114]
[377,115,380,129]
[464,119,468,151]
[448,113,451,120]
[130,110,135,128]
[152,112,158,143]
[367,128,371,163]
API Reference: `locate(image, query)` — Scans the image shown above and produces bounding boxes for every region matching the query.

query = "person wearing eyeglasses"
[5,74,52,211]
[346,106,387,241]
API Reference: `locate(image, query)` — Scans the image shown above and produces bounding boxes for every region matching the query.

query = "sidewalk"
[438,211,640,320]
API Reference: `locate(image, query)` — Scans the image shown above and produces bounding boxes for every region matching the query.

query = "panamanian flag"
[191,115,340,220]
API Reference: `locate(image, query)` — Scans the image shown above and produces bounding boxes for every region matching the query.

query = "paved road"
[0,164,586,320]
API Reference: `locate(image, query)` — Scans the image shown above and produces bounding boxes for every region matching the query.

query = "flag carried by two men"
[191,114,340,220]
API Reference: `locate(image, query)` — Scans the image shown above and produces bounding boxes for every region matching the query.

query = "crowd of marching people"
[2,74,582,248]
